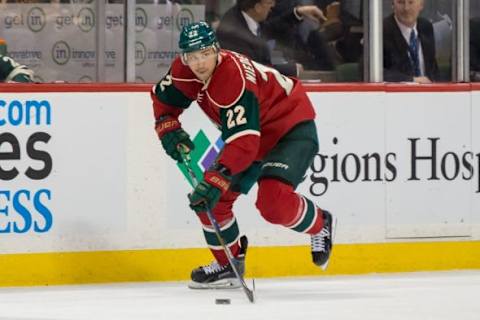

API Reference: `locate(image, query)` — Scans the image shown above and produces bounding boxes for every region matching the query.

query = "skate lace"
[201,262,226,275]
[311,227,330,252]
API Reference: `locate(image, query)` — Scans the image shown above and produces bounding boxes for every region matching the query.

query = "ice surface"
[0,271,479,320]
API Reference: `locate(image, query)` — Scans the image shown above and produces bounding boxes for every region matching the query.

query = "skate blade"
[188,278,241,290]
[320,217,338,271]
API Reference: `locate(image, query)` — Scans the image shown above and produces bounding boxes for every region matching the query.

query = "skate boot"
[188,235,248,289]
[311,210,335,270]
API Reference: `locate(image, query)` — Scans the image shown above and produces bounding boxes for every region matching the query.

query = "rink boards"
[0,83,479,286]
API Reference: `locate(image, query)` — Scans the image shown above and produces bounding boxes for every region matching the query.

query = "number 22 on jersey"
[226,105,247,129]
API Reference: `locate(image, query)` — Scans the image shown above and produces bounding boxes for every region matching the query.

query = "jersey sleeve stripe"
[224,129,260,143]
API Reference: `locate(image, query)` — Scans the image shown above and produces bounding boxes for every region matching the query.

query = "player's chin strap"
[177,144,255,303]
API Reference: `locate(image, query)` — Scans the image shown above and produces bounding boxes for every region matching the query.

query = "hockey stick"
[178,146,255,303]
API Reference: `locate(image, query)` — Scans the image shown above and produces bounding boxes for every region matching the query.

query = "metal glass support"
[125,0,136,82]
[95,0,106,82]
[462,0,470,82]
[453,0,470,82]
[364,0,383,82]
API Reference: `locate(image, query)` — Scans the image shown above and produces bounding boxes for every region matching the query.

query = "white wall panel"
[471,89,480,238]
[297,92,388,243]
[385,92,472,238]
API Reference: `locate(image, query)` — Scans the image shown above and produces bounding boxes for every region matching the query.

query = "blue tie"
[408,30,421,77]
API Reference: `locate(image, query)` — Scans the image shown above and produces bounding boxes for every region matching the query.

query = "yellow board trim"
[1,241,480,287]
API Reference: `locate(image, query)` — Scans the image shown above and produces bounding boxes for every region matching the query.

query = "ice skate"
[311,210,336,270]
[188,236,248,289]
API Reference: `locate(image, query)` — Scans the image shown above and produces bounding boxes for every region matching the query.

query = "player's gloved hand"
[188,164,232,213]
[155,115,194,163]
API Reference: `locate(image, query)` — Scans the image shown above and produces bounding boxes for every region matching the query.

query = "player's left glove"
[188,164,232,213]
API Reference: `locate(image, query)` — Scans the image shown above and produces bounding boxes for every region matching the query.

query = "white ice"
[0,271,479,320]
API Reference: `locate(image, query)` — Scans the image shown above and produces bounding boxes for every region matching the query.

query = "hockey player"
[151,21,335,289]
[0,38,34,83]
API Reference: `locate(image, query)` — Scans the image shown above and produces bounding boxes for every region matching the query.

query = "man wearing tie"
[383,0,438,83]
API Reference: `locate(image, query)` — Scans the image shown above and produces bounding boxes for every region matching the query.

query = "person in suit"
[331,0,364,63]
[471,17,480,81]
[216,0,327,76]
[262,0,336,71]
[383,0,438,83]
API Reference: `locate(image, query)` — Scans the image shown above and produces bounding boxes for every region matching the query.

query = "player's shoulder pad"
[206,51,257,109]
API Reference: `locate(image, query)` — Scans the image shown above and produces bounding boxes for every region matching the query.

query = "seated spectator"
[330,0,364,63]
[315,0,343,41]
[262,0,336,71]
[216,0,300,76]
[383,0,438,83]
[471,17,480,81]
[0,38,35,82]
[216,0,334,76]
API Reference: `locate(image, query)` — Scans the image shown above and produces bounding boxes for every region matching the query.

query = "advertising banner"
[0,92,127,252]
[1,88,478,254]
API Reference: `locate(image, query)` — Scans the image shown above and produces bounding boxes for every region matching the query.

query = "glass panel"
[133,0,205,83]
[0,0,472,83]
[471,0,480,82]
[106,0,125,82]
[0,0,122,83]
[382,0,453,83]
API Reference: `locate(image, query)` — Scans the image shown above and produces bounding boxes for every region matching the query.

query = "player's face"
[184,47,218,81]
[392,0,424,28]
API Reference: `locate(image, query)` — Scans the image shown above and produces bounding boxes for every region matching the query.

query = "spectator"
[261,0,336,71]
[471,17,480,81]
[271,0,364,68]
[0,38,34,82]
[383,0,438,83]
[309,0,346,41]
[291,0,364,64]
[217,0,334,76]
[216,0,300,76]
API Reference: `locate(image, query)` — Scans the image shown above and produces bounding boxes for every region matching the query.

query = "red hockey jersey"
[152,50,315,175]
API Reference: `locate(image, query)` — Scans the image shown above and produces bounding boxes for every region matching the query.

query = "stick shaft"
[179,150,254,303]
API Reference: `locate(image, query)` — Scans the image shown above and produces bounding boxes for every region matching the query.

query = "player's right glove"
[188,164,232,213]
[155,115,194,163]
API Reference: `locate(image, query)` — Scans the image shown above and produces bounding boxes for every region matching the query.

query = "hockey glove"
[155,115,194,163]
[188,165,232,213]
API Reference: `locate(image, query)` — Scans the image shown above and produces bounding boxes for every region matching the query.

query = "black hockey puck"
[215,298,231,305]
